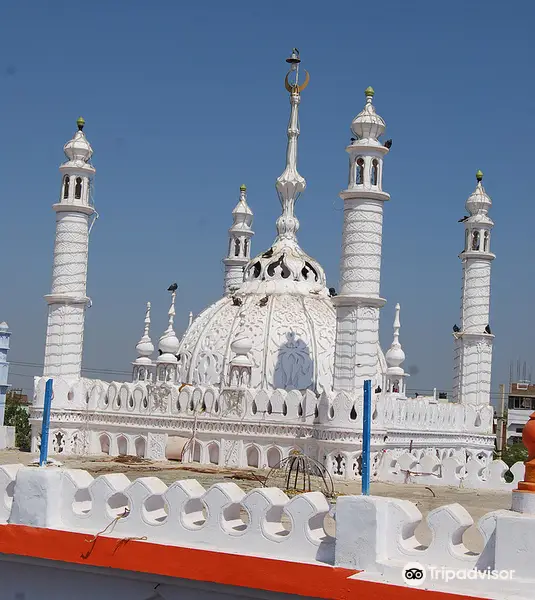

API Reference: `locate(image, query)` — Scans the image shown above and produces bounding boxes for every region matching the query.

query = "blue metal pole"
[361,379,372,495]
[39,379,53,467]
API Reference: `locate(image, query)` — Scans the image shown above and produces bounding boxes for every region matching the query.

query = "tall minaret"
[332,88,390,392]
[43,117,96,379]
[453,171,495,405]
[223,184,254,295]
[0,322,11,425]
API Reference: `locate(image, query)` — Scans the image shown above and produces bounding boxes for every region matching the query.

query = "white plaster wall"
[454,337,493,405]
[461,259,491,332]
[44,210,90,379]
[339,199,383,297]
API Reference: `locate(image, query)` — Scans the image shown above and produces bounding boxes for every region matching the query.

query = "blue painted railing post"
[39,379,53,467]
[361,379,372,495]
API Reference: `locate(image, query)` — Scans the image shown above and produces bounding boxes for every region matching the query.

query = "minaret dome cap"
[240,184,247,191]
[63,119,93,163]
[351,86,385,141]
[476,169,484,182]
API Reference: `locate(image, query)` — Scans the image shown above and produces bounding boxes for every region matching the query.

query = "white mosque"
[30,51,496,477]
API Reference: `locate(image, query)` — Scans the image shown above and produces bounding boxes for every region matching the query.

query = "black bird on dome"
[167,283,178,292]
[384,139,392,149]
[458,216,469,223]
[485,324,492,334]
[375,385,382,393]
[453,324,460,333]
[329,287,337,297]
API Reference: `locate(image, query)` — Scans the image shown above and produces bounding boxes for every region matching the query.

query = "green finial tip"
[76,116,85,130]
[476,169,483,182]
[365,86,375,97]
[239,184,247,191]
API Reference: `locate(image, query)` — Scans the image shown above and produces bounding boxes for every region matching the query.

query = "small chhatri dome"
[466,170,492,216]
[0,322,9,332]
[63,117,93,163]
[351,87,386,142]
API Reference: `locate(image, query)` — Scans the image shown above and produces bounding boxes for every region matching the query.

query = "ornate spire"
[350,87,386,144]
[241,50,326,296]
[275,48,309,241]
[135,302,154,359]
[386,303,405,369]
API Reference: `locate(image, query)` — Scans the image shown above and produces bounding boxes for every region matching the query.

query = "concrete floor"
[0,449,512,553]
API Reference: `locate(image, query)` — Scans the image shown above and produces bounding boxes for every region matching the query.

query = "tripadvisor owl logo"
[402,562,426,587]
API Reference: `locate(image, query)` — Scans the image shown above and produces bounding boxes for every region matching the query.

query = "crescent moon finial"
[284,69,310,94]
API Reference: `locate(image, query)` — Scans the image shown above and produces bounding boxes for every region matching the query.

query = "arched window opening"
[472,230,480,251]
[208,443,219,465]
[99,434,110,455]
[244,239,249,256]
[117,436,128,456]
[247,446,259,468]
[234,238,241,257]
[465,229,469,251]
[63,176,70,199]
[356,158,365,184]
[371,159,379,186]
[483,231,489,252]
[135,437,146,458]
[75,177,82,199]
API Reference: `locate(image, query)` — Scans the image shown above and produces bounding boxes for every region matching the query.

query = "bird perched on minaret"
[167,283,178,292]
[384,139,392,149]
[485,324,492,334]
[453,324,460,333]
[458,216,469,223]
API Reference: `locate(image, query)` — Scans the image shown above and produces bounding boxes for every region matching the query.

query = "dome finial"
[476,169,484,182]
[240,184,247,191]
[76,116,85,131]
[365,86,375,98]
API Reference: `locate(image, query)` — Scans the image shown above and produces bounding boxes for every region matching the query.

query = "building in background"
[507,380,535,444]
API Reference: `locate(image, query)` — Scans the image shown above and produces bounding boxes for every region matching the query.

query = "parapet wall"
[33,376,493,434]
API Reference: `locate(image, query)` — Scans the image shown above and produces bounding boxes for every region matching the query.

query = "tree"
[499,443,528,468]
[4,390,31,451]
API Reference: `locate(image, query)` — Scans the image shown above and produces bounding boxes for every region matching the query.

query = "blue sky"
[0,1,533,403]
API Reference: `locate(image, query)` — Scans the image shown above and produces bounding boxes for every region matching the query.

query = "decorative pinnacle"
[476,169,484,182]
[77,116,85,131]
[240,184,247,191]
[365,86,375,97]
[166,290,177,332]
[393,303,401,345]
[143,302,151,337]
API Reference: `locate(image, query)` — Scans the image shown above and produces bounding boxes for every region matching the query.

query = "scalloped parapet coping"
[4,465,535,588]
[5,466,333,565]
[33,376,493,436]
[376,451,525,490]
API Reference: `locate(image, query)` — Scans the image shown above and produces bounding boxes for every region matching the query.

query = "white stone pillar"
[333,88,389,391]
[43,118,95,380]
[453,171,494,405]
